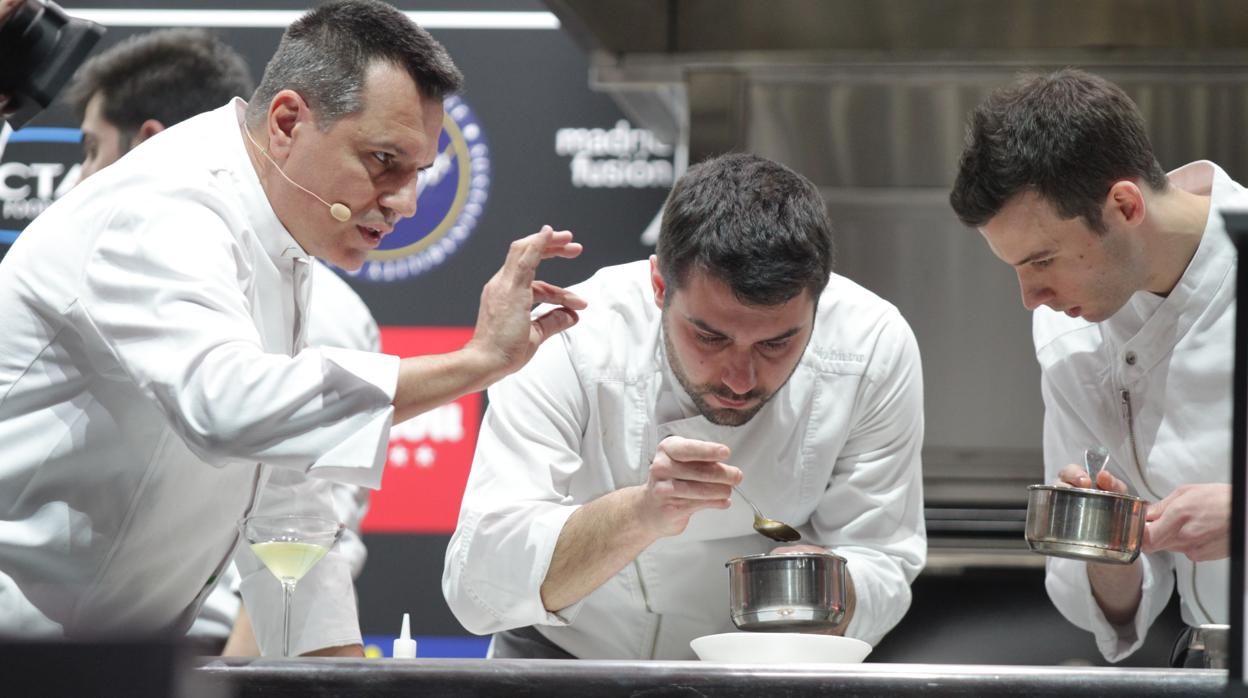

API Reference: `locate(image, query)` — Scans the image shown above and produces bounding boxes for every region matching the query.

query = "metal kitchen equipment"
[1182,624,1229,669]
[1024,485,1147,564]
[726,551,848,631]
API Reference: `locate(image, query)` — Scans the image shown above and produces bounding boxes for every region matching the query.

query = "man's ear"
[131,119,165,148]
[266,90,310,159]
[650,255,667,309]
[1104,180,1147,229]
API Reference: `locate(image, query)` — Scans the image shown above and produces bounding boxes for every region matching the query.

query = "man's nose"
[1019,272,1053,311]
[721,350,757,396]
[381,171,420,219]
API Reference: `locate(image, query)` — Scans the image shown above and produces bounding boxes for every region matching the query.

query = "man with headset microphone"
[60,27,387,656]
[0,0,585,658]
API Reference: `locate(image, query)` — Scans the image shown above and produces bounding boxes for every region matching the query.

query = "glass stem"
[282,580,296,658]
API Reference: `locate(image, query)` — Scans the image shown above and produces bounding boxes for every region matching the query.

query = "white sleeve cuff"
[1045,553,1172,663]
[306,348,399,489]
[319,347,400,402]
[447,502,583,633]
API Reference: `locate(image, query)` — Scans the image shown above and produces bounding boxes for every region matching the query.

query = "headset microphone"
[243,126,353,222]
[327,202,352,223]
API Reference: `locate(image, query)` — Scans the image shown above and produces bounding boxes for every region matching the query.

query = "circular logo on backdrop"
[346,95,490,283]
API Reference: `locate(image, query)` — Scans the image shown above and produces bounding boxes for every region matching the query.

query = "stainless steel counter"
[195,657,1226,697]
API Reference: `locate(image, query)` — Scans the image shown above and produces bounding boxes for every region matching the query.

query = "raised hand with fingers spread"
[466,225,586,383]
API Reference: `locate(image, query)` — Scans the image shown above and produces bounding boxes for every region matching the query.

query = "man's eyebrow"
[1012,249,1056,266]
[759,326,804,343]
[687,316,728,337]
[686,316,805,343]
[368,139,412,159]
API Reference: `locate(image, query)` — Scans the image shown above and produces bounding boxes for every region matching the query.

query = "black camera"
[0,0,105,130]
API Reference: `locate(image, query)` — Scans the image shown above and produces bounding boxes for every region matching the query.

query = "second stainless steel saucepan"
[1024,484,1147,564]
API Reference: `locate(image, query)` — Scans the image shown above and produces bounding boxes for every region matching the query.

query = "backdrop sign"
[0,128,81,244]
[362,326,480,533]
[555,119,673,189]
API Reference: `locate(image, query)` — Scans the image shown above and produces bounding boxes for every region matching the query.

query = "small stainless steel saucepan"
[725,551,848,631]
[1024,484,1148,564]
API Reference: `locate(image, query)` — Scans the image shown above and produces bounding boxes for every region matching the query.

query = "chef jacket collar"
[228,98,312,263]
[1102,160,1236,370]
[1160,161,1236,310]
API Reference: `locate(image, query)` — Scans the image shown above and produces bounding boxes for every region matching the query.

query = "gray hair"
[245,0,463,130]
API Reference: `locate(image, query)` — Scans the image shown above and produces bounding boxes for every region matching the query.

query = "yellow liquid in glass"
[251,541,329,582]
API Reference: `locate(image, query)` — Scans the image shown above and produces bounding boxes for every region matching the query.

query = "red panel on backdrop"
[362,326,480,534]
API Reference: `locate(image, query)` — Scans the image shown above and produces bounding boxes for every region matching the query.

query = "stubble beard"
[662,323,773,427]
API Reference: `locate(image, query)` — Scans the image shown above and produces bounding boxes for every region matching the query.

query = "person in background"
[0,0,585,657]
[443,152,926,659]
[68,28,253,182]
[63,28,378,655]
[949,68,1242,664]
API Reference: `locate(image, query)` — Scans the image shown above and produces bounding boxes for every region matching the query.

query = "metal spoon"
[1084,446,1110,487]
[733,486,801,542]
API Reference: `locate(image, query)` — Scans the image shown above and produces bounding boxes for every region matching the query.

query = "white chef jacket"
[189,262,378,644]
[443,261,926,659]
[1036,161,1244,662]
[0,99,398,655]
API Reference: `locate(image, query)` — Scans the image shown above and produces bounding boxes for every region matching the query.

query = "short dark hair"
[657,153,835,306]
[66,29,254,145]
[246,0,463,130]
[949,68,1169,233]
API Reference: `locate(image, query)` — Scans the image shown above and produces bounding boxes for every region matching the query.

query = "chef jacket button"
[1124,351,1137,366]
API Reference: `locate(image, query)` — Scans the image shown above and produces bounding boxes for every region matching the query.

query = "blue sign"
[0,127,82,244]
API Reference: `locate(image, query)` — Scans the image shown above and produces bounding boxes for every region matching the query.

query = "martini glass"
[239,515,344,657]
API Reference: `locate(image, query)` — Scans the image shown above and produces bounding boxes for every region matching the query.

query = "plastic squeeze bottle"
[393,613,417,659]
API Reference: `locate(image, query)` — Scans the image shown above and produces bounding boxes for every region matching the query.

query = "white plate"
[690,632,872,664]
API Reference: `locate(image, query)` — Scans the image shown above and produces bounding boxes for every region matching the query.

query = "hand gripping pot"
[1024,485,1148,564]
[726,552,848,631]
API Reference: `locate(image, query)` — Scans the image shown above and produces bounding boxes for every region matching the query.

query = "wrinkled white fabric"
[443,261,926,659]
